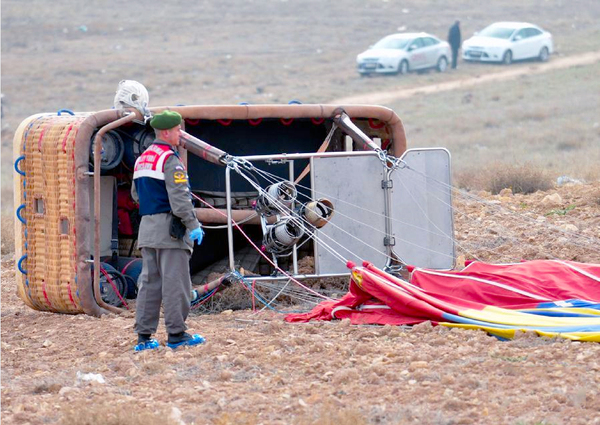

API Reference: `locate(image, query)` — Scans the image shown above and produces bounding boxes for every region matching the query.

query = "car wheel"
[538,46,549,62]
[398,60,409,75]
[436,56,448,72]
[502,50,513,65]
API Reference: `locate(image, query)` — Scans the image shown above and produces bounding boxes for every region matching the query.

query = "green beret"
[150,110,182,130]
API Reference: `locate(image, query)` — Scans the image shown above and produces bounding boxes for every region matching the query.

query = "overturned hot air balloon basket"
[13,103,454,316]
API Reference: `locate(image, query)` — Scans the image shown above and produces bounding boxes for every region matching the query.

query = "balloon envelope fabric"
[285,260,600,342]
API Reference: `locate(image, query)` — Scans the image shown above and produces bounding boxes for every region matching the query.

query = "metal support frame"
[225,150,391,282]
[224,148,454,282]
[383,166,405,273]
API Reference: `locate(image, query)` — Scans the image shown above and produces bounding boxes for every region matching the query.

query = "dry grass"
[213,412,261,425]
[294,404,367,425]
[455,162,553,195]
[1,212,14,256]
[400,62,600,180]
[59,402,179,425]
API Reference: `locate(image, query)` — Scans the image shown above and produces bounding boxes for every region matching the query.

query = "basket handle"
[14,155,26,176]
[16,204,26,224]
[18,255,28,274]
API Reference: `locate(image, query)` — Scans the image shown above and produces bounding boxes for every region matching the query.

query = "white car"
[357,33,451,75]
[462,22,553,64]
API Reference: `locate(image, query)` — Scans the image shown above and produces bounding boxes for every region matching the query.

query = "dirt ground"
[2,182,600,425]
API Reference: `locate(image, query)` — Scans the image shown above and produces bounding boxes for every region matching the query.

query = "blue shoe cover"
[166,334,206,349]
[134,339,160,352]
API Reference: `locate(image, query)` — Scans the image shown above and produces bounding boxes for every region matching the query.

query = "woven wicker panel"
[16,114,85,313]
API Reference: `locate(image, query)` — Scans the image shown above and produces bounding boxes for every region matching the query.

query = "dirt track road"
[331,51,600,105]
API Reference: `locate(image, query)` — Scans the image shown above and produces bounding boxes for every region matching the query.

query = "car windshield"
[372,37,411,50]
[479,26,516,39]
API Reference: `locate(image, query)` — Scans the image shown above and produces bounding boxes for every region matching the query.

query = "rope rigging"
[186,120,600,313]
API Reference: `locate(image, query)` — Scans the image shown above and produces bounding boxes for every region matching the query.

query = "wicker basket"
[13,112,87,313]
[13,104,407,316]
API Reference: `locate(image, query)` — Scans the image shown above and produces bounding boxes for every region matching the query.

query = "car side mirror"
[408,45,416,51]
[514,35,522,41]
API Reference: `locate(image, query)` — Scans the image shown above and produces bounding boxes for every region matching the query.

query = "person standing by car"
[448,20,461,69]
[132,110,206,351]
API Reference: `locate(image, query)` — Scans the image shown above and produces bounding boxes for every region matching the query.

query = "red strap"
[67,281,78,309]
[42,280,53,308]
[61,124,74,152]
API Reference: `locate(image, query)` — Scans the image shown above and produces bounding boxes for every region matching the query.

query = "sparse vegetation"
[455,163,553,195]
[213,412,261,425]
[545,204,576,216]
[1,212,14,256]
[59,403,179,425]
[398,62,600,180]
[294,405,367,425]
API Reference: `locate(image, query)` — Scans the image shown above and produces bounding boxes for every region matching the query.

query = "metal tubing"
[195,275,226,295]
[76,109,144,317]
[289,160,298,275]
[154,103,407,156]
[225,167,235,272]
[333,111,381,152]
[309,156,319,274]
[195,208,273,225]
[241,272,350,283]
[383,167,394,268]
[92,112,136,314]
[239,150,378,162]
[179,131,228,166]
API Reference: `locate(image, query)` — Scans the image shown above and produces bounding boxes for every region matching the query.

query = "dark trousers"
[451,48,459,69]
[134,247,192,335]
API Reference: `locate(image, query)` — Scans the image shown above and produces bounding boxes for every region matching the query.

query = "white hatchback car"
[462,22,553,64]
[357,33,451,75]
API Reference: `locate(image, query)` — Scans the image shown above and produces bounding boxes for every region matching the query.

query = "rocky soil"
[2,182,599,425]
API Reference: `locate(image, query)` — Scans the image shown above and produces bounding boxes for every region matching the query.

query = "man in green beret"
[131,110,205,351]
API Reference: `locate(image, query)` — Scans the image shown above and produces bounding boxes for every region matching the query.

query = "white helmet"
[113,80,149,117]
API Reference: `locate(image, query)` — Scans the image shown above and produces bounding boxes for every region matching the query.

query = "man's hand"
[189,226,204,245]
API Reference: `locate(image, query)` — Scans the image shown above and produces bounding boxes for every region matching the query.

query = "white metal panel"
[312,154,387,274]
[391,148,454,269]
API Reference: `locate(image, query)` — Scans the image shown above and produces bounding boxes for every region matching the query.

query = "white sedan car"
[462,22,553,64]
[357,33,451,75]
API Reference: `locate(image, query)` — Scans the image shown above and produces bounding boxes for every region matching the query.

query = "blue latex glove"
[189,226,204,245]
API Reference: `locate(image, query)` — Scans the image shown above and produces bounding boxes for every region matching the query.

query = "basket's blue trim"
[14,156,26,176]
[16,204,26,224]
[57,109,75,116]
[288,99,302,104]
[18,255,28,274]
